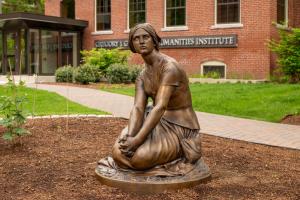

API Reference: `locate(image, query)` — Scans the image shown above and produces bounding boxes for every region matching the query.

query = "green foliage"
[81,48,131,76]
[269,28,300,83]
[128,65,143,82]
[74,64,101,84]
[106,63,131,84]
[2,0,44,14]
[0,77,29,141]
[205,71,222,79]
[55,65,74,83]
[189,72,222,79]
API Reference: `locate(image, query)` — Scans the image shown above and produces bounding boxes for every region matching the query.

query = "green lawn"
[0,86,108,116]
[99,83,300,122]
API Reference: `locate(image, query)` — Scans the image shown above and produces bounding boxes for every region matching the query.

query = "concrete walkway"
[27,83,300,150]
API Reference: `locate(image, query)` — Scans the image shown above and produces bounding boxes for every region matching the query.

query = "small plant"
[106,63,132,84]
[0,77,29,141]
[55,65,74,83]
[204,71,222,79]
[74,64,100,84]
[128,65,143,82]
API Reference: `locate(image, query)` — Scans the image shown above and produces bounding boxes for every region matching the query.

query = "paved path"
[27,83,300,150]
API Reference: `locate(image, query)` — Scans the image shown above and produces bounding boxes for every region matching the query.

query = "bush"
[106,63,132,84]
[55,65,74,83]
[269,28,300,83]
[74,64,100,84]
[81,48,131,76]
[129,65,143,82]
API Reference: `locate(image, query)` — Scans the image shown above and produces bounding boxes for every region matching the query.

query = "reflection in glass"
[166,0,185,26]
[6,32,17,74]
[62,32,78,67]
[30,29,40,74]
[41,30,58,74]
[0,31,2,74]
[20,29,26,74]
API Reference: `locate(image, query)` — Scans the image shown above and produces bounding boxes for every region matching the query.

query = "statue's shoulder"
[162,54,184,76]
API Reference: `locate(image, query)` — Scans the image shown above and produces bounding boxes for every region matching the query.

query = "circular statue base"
[95,158,211,194]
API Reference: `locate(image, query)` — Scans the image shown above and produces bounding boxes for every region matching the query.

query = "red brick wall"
[45,0,61,17]
[293,0,300,27]
[43,0,299,79]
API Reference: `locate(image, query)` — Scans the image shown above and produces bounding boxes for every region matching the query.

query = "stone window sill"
[91,30,113,35]
[161,26,189,32]
[210,23,243,29]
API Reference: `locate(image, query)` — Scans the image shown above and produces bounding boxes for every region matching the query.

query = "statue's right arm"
[127,77,147,137]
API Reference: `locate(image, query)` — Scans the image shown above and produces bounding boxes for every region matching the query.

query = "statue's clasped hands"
[118,134,140,157]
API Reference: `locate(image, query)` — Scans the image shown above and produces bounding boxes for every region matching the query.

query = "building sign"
[95,35,237,49]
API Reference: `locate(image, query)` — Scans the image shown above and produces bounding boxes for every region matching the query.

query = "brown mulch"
[0,118,299,200]
[281,114,300,125]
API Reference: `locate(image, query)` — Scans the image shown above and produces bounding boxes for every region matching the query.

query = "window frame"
[201,61,227,79]
[94,0,113,34]
[162,0,188,32]
[276,0,289,27]
[126,0,147,31]
[211,0,243,29]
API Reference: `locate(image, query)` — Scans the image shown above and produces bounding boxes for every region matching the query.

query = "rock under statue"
[96,23,210,193]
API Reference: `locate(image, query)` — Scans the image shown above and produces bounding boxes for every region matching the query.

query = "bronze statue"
[96,23,210,193]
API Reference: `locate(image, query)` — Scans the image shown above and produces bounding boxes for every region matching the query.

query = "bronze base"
[95,158,211,194]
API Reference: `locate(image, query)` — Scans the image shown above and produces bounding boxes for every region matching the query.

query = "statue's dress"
[100,55,202,176]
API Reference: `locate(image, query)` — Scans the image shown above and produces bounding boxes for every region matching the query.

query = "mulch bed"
[281,114,300,125]
[0,117,299,200]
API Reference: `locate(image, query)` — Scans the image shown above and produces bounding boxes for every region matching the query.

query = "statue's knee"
[112,144,122,162]
[131,152,153,170]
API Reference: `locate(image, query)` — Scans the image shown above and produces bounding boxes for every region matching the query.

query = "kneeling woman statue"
[97,24,210,189]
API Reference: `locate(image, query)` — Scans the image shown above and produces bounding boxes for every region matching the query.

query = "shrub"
[129,65,143,82]
[81,48,131,76]
[74,64,100,84]
[0,77,29,141]
[269,28,300,83]
[55,65,74,83]
[106,63,132,84]
[204,71,221,79]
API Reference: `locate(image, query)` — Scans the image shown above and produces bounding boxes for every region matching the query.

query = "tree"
[269,28,300,83]
[2,0,44,14]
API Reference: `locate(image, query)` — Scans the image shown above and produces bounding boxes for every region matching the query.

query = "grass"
[0,85,108,116]
[98,83,300,122]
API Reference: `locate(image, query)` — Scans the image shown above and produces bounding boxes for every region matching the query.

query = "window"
[201,61,226,78]
[216,0,240,24]
[129,0,146,28]
[166,0,186,27]
[96,0,111,31]
[277,0,288,25]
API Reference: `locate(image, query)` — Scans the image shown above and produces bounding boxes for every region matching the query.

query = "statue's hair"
[128,23,161,53]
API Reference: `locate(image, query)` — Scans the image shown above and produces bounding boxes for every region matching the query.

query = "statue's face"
[132,28,155,55]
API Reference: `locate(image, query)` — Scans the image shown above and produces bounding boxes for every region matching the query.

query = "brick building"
[44,0,300,79]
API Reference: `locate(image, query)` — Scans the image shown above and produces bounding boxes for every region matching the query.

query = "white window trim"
[201,61,227,79]
[125,0,147,33]
[276,0,289,28]
[94,0,113,33]
[213,0,243,29]
[92,30,113,35]
[162,0,188,31]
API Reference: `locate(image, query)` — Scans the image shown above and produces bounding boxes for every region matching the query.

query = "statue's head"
[128,23,161,53]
